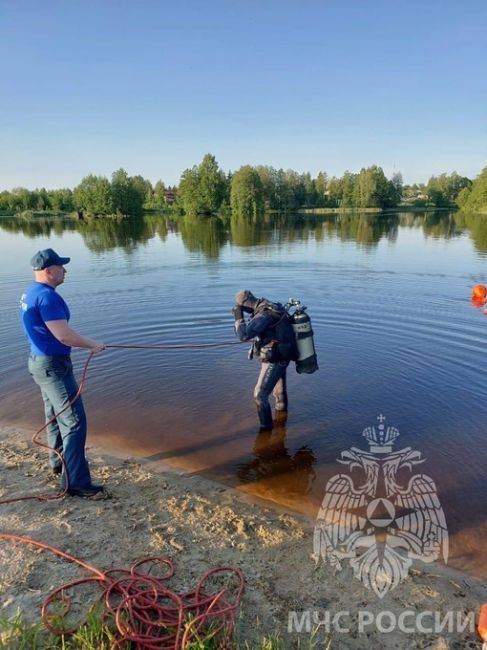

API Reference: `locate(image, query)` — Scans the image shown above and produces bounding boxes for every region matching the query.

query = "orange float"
[479,602,487,643]
[471,285,487,311]
[472,284,487,300]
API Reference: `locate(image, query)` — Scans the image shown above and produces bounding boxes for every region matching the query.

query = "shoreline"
[0,205,459,221]
[1,424,486,648]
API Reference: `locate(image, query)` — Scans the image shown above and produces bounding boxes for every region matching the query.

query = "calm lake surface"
[1,211,487,579]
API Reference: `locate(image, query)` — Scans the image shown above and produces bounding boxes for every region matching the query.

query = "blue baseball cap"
[30,248,71,270]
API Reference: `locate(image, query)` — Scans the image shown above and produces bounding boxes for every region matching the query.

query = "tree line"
[0,169,175,217]
[1,155,485,217]
[177,155,404,215]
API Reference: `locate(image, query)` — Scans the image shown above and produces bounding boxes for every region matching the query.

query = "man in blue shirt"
[20,248,106,498]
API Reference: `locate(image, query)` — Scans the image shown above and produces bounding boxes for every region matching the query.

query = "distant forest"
[1,155,486,218]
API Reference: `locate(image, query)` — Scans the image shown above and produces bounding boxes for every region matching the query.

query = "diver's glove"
[231,305,243,320]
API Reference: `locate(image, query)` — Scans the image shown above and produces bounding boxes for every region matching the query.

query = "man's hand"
[231,305,243,320]
[90,341,106,354]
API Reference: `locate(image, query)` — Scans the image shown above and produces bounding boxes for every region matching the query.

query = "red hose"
[0,533,244,649]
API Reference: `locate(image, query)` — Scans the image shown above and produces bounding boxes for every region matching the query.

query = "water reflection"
[0,215,77,238]
[79,216,168,253]
[0,210,467,257]
[180,215,228,259]
[229,213,273,247]
[399,212,462,239]
[455,211,487,253]
[236,419,317,498]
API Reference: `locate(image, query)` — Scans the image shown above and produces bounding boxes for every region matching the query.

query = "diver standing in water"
[232,290,297,431]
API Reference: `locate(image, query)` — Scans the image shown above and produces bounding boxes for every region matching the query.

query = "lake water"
[1,211,487,580]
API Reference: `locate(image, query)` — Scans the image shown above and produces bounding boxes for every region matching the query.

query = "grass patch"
[0,611,331,649]
[0,609,119,650]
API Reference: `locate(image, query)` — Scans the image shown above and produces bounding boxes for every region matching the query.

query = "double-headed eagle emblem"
[313,415,448,598]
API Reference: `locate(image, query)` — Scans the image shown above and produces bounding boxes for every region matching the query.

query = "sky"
[1,0,486,190]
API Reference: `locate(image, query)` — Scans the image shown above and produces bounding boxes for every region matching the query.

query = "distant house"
[164,188,177,204]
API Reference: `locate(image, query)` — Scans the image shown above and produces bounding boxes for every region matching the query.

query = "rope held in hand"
[0,340,245,505]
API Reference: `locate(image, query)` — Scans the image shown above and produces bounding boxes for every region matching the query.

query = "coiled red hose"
[0,533,244,649]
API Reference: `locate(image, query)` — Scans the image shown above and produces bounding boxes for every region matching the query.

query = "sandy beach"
[1,424,486,649]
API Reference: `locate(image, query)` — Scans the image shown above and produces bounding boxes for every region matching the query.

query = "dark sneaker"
[67,484,107,498]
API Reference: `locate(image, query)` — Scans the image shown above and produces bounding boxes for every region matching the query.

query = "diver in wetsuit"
[232,290,296,430]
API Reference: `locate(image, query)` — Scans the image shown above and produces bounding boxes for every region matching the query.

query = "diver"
[232,289,297,430]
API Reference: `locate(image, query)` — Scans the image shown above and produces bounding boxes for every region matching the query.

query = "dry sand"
[1,424,486,649]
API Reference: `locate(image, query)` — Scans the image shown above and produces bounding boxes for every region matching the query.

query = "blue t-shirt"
[20,282,71,356]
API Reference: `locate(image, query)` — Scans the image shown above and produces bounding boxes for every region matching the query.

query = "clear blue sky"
[1,0,486,190]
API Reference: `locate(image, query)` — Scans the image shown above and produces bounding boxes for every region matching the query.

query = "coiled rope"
[0,533,244,649]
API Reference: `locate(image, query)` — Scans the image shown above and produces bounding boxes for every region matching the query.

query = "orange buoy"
[478,602,487,642]
[472,284,487,300]
[472,296,487,309]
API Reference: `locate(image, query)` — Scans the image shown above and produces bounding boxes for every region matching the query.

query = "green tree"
[352,166,401,209]
[36,188,50,211]
[74,175,113,214]
[255,166,277,210]
[426,172,471,207]
[456,167,487,213]
[354,168,377,208]
[274,169,295,211]
[178,166,201,215]
[152,180,167,208]
[111,168,145,216]
[327,177,342,207]
[197,154,227,214]
[0,191,11,211]
[12,187,37,211]
[341,171,357,207]
[48,188,74,212]
[177,154,227,215]
[389,172,403,207]
[230,166,264,218]
[315,172,328,206]
[285,170,305,209]
[131,175,153,209]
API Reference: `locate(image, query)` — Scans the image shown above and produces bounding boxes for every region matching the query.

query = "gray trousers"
[28,355,92,489]
[253,361,288,428]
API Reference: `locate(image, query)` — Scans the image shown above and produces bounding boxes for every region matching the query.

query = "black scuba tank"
[290,305,318,374]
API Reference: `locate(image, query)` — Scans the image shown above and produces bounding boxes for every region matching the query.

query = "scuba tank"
[287,299,319,374]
